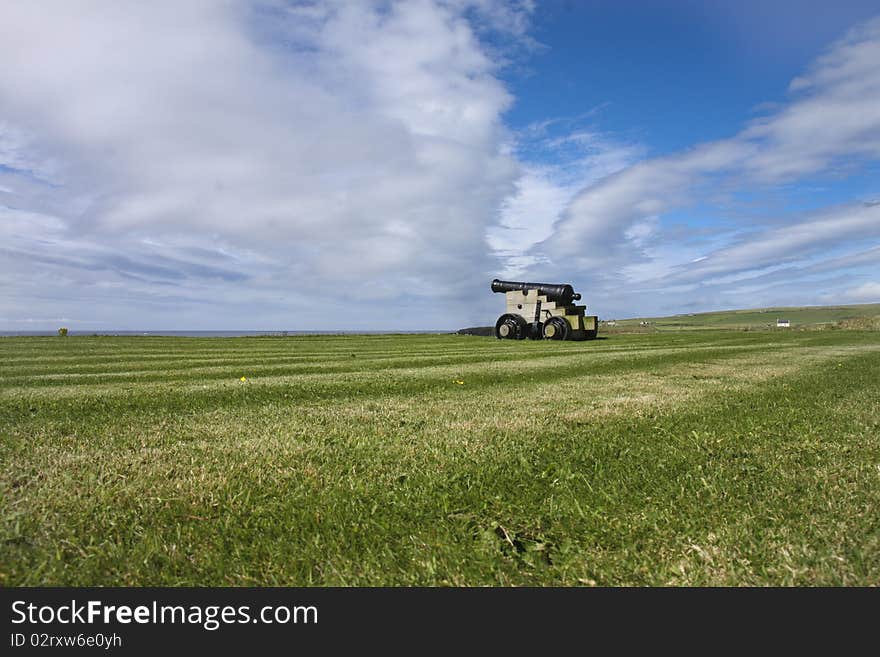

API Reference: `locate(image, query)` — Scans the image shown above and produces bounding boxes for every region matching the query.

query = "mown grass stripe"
[1,331,877,585]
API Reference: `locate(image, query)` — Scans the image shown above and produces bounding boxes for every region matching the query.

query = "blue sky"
[506,1,880,147]
[1,1,879,330]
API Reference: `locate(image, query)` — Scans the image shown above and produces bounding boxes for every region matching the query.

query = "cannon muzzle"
[491,279,581,304]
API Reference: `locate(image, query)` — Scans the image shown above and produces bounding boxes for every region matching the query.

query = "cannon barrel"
[491,279,581,304]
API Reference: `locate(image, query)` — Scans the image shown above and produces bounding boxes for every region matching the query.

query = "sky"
[1,0,879,331]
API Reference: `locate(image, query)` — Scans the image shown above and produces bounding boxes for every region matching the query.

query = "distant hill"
[459,303,880,336]
[456,326,494,336]
[605,303,880,331]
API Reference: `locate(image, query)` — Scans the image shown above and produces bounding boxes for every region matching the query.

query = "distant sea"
[0,330,449,337]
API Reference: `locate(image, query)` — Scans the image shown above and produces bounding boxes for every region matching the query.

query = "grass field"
[607,302,880,331]
[2,330,879,586]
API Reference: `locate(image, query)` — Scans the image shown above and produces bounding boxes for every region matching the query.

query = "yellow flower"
[453,380,464,385]
[240,376,248,382]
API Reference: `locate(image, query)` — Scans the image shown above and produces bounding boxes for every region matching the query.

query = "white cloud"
[0,0,531,329]
[662,202,880,285]
[488,122,643,277]
[524,15,880,317]
[539,17,880,257]
[843,281,880,302]
[1,4,878,329]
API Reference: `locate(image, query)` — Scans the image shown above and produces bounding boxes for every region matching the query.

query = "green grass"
[608,302,880,331]
[2,330,879,586]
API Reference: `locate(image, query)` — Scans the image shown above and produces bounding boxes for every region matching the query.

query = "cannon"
[491,278,598,341]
